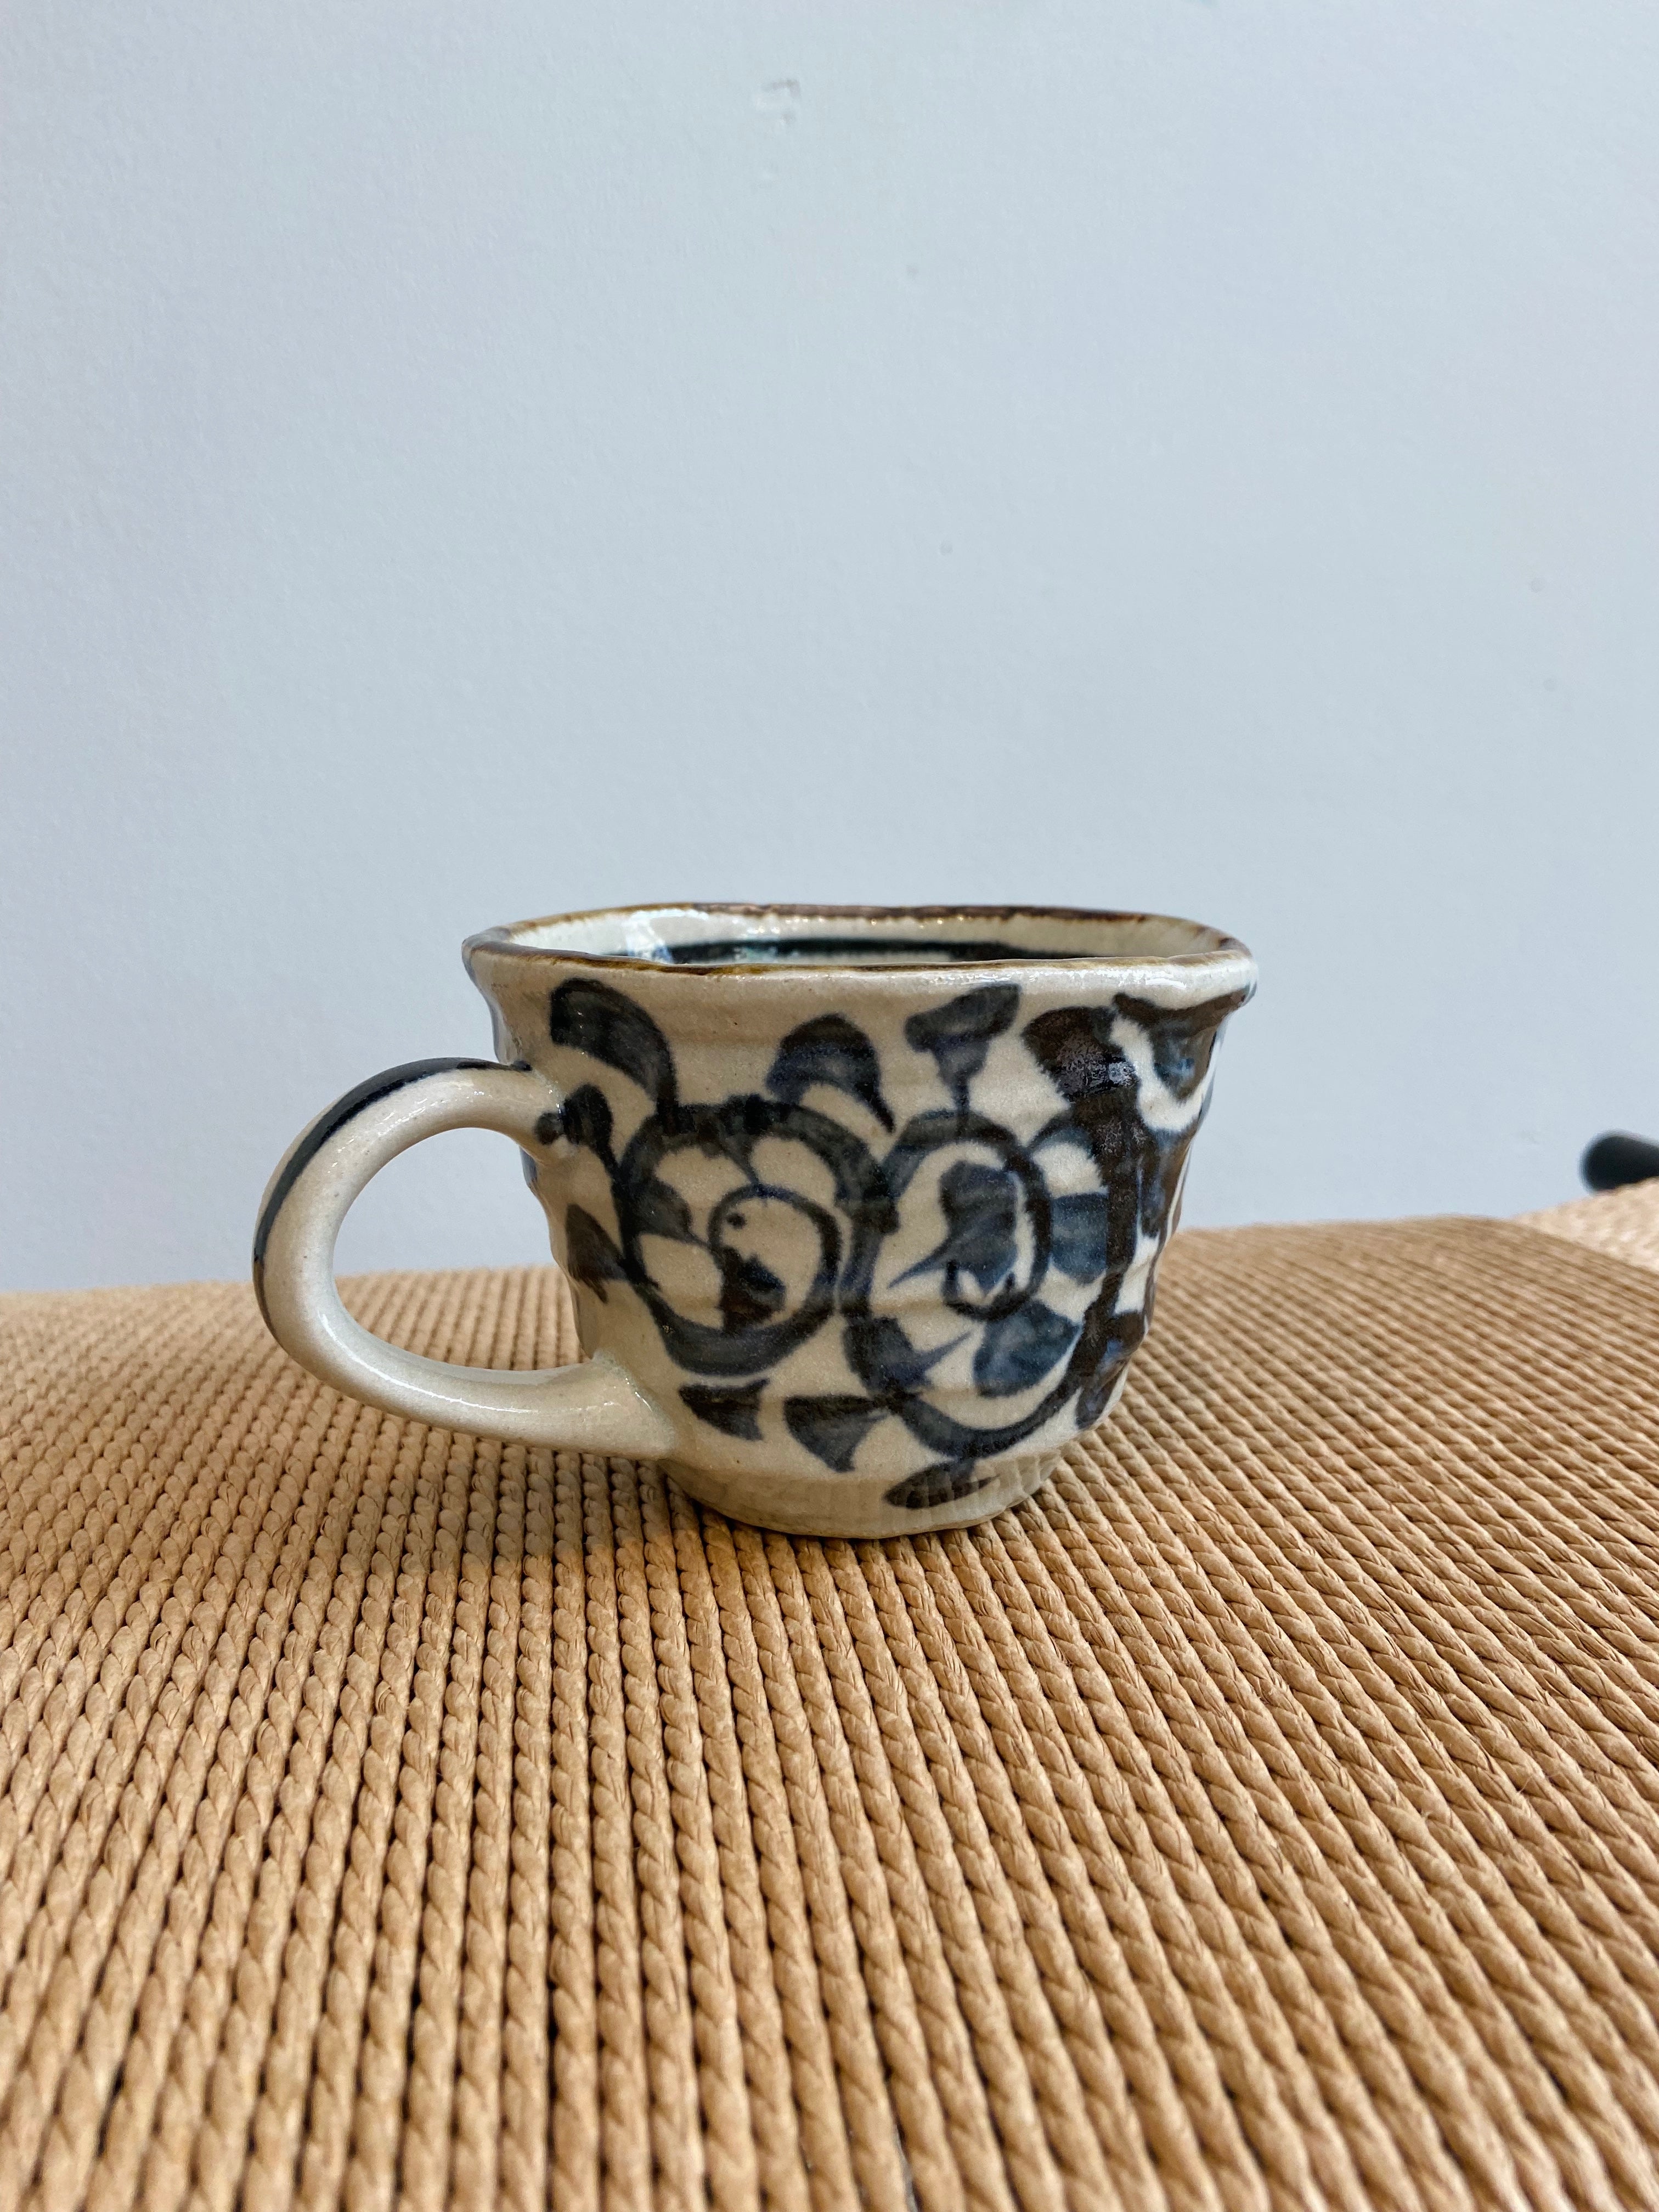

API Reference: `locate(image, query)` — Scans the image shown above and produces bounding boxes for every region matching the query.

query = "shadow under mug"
[253,904,1255,1536]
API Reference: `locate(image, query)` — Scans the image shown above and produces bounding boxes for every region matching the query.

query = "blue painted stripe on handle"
[252,1059,496,1325]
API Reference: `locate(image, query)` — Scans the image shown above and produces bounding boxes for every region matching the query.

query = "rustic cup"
[253,904,1254,1534]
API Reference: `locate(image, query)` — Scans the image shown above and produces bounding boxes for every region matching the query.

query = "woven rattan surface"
[1523,1178,1659,1276]
[2,1214,1658,2212]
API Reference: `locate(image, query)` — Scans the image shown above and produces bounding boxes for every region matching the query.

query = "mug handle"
[252,1058,675,1454]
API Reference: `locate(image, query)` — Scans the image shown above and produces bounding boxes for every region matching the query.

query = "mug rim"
[464,901,1256,983]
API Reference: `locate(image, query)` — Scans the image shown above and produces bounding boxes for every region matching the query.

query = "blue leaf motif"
[882,1459,996,1511]
[766,1015,894,1131]
[633,1176,698,1244]
[1073,1308,1148,1425]
[559,1084,615,1165]
[718,1248,787,1333]
[845,1316,965,1395]
[1115,989,1251,1101]
[896,1161,1018,1294]
[681,1380,765,1440]
[549,980,678,1109]
[972,1300,1079,1397]
[564,1205,628,1300]
[905,986,1020,1110]
[1022,1005,1135,1105]
[1050,1191,1111,1283]
[785,1394,888,1471]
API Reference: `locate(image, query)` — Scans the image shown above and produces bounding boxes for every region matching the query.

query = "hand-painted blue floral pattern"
[548,976,1241,1509]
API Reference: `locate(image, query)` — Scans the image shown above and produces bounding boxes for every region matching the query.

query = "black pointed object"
[1049,1190,1112,1283]
[894,1160,1018,1293]
[882,1459,995,1512]
[844,1314,966,1395]
[1581,1132,1659,1192]
[549,979,678,1109]
[784,1393,889,1471]
[558,1083,615,1165]
[1022,1004,1134,1104]
[681,1380,765,1440]
[766,1014,895,1131]
[1113,988,1251,1102]
[717,1247,788,1334]
[633,1176,698,1243]
[904,985,1021,1109]
[1072,1306,1149,1426]
[972,1298,1080,1396]
[563,1205,628,1299]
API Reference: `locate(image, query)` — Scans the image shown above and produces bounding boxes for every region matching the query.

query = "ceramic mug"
[253,904,1254,1536]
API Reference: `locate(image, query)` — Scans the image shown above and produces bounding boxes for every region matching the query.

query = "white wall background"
[3,2,1658,1294]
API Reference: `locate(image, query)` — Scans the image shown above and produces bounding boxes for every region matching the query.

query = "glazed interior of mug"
[486,904,1243,969]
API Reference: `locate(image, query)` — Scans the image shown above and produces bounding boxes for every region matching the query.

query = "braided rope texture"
[1,1214,1656,2212]
[1523,1180,1659,1277]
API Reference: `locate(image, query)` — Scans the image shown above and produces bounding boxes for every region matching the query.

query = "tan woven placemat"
[2,1215,1658,2212]
[1523,1178,1659,1276]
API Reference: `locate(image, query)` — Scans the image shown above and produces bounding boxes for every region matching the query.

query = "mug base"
[661,1447,1062,1539]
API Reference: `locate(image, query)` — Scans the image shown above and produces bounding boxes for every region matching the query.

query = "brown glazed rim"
[462,901,1256,979]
